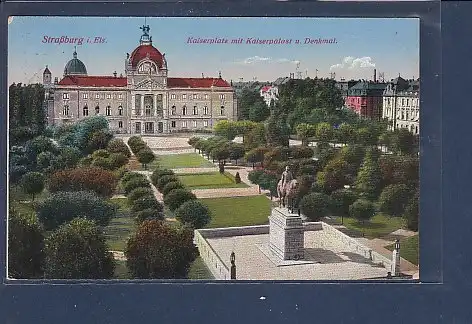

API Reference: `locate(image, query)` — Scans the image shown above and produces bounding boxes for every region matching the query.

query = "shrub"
[290,146,314,159]
[378,184,412,217]
[123,177,151,195]
[107,138,131,158]
[44,218,115,279]
[150,168,175,186]
[156,174,179,192]
[247,169,265,185]
[128,136,146,154]
[108,153,129,170]
[162,181,185,196]
[128,187,155,203]
[92,149,110,159]
[8,209,45,279]
[163,188,197,211]
[329,189,357,217]
[175,200,212,229]
[131,196,163,214]
[135,208,165,224]
[20,172,45,201]
[36,191,117,230]
[125,220,198,279]
[234,172,241,184]
[121,172,146,185]
[349,199,376,224]
[299,192,331,221]
[48,167,118,198]
[91,156,113,170]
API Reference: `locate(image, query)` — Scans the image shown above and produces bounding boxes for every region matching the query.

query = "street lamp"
[342,185,351,225]
[395,239,400,251]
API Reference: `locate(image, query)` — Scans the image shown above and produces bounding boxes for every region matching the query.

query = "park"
[8,78,419,280]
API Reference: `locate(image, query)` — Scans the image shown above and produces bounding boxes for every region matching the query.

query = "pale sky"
[8,17,419,84]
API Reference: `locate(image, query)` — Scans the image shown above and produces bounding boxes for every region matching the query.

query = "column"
[140,95,144,116]
[131,94,135,116]
[154,94,157,116]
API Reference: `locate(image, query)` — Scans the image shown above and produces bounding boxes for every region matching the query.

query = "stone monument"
[391,239,401,276]
[269,207,305,260]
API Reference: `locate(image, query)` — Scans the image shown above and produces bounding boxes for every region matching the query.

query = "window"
[171,105,176,115]
[83,105,89,116]
[145,106,152,116]
[402,98,405,106]
[106,105,111,116]
[193,94,198,99]
[193,120,197,128]
[406,99,409,106]
[106,94,111,99]
[96,94,100,99]
[220,106,225,115]
[118,121,123,128]
[63,93,69,100]
[205,94,209,100]
[182,105,187,116]
[219,94,225,100]
[182,121,187,128]
[203,120,208,127]
[118,106,123,116]
[63,105,69,116]
[83,93,88,100]
[182,94,187,100]
[95,106,100,115]
[203,106,208,115]
[193,106,198,115]
[135,122,141,133]
[171,121,176,128]
[171,94,176,99]
[118,94,123,100]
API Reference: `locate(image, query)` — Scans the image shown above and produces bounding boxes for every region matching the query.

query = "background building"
[346,80,387,120]
[382,76,420,134]
[43,25,238,134]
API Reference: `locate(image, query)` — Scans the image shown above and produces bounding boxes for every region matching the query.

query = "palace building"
[43,25,238,134]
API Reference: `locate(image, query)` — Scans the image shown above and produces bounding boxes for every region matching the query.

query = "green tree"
[150,168,175,186]
[36,191,117,230]
[378,184,412,217]
[107,138,131,158]
[213,120,238,140]
[247,169,265,185]
[390,128,416,155]
[403,189,419,231]
[131,195,163,214]
[128,187,155,204]
[316,158,350,193]
[162,181,185,196]
[175,200,212,229]
[329,188,357,217]
[125,220,198,279]
[44,218,115,279]
[337,123,355,145]
[354,149,383,200]
[349,199,376,224]
[265,114,290,147]
[20,171,45,201]
[163,188,197,211]
[8,208,45,279]
[156,174,180,192]
[249,101,270,122]
[244,122,267,150]
[228,143,245,165]
[299,192,331,221]
[316,122,333,143]
[136,148,155,170]
[123,177,151,195]
[296,123,317,146]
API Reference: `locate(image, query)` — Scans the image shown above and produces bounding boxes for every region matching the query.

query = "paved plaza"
[205,229,389,280]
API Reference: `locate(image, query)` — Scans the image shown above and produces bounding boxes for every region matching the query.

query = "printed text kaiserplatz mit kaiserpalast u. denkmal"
[186,37,337,45]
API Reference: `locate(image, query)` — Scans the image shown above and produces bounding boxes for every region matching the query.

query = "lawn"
[104,198,136,251]
[386,234,419,266]
[188,256,214,280]
[177,172,248,190]
[151,153,215,169]
[200,195,271,228]
[333,214,406,239]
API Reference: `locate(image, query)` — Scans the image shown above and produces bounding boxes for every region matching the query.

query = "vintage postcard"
[7,17,419,281]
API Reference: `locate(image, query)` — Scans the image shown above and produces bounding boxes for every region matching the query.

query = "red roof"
[261,85,271,93]
[58,76,127,87]
[167,78,231,88]
[130,44,164,68]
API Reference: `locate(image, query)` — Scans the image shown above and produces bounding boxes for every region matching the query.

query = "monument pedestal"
[269,207,305,261]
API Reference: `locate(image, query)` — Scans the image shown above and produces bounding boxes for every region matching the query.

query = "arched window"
[95,106,100,115]
[171,105,176,115]
[63,105,69,116]
[193,106,198,115]
[220,106,225,115]
[83,105,89,116]
[118,105,123,116]
[182,105,187,116]
[106,105,111,116]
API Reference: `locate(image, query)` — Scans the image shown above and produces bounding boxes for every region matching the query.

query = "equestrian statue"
[276,166,300,215]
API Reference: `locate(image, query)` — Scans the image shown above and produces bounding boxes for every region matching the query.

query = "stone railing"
[321,222,393,270]
[194,230,231,280]
[197,225,269,239]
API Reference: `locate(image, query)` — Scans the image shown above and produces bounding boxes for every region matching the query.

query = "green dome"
[64,50,87,76]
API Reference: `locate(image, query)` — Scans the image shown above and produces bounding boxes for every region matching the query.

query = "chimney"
[202,73,204,78]
[374,69,377,82]
[54,77,58,84]
[113,71,117,78]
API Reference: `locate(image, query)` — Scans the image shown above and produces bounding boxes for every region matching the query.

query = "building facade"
[335,79,358,107]
[345,81,387,120]
[43,25,238,134]
[260,85,278,106]
[382,77,420,135]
